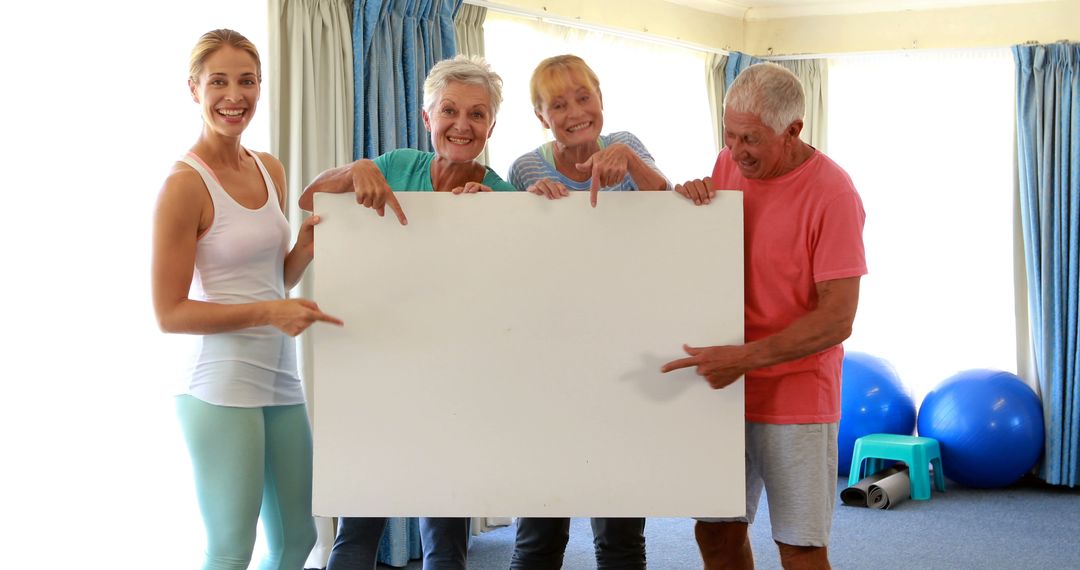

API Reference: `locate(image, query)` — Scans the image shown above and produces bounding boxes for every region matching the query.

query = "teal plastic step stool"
[848,434,946,500]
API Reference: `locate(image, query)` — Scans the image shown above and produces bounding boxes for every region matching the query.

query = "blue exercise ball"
[917,369,1044,489]
[838,352,916,476]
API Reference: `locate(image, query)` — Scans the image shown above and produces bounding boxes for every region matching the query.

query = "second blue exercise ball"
[838,352,916,476]
[917,369,1044,488]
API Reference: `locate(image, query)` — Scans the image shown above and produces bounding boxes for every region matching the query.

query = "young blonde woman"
[152,29,342,569]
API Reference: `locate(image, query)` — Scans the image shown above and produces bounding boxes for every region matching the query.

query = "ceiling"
[665,0,1050,19]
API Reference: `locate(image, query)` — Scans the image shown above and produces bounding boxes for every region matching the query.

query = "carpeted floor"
[380,476,1080,569]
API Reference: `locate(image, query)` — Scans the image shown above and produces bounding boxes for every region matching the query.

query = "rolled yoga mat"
[841,464,911,509]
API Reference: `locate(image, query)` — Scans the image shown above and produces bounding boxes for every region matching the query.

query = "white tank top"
[179,150,303,407]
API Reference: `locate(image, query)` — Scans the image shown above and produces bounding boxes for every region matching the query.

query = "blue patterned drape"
[353,0,463,160]
[377,517,421,566]
[1014,42,1080,488]
[723,51,763,91]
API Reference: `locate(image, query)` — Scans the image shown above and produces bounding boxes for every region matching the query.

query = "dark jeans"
[510,517,646,570]
[327,517,469,570]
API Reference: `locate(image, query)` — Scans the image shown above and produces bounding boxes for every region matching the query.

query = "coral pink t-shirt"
[712,148,867,424]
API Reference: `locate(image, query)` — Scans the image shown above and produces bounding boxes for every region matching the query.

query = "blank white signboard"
[312,191,744,517]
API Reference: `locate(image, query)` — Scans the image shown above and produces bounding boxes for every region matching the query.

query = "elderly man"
[663,62,866,570]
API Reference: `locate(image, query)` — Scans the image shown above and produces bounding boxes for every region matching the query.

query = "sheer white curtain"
[269,2,354,565]
[827,48,1018,408]
[482,12,716,185]
[706,52,728,154]
[775,59,827,153]
[455,3,491,168]
[6,2,269,567]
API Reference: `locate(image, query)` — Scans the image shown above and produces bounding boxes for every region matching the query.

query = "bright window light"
[482,12,717,185]
[827,48,1018,407]
[6,2,269,566]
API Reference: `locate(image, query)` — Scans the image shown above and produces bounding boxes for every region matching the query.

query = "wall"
[489,0,1076,55]
[746,0,1078,56]
[476,0,743,50]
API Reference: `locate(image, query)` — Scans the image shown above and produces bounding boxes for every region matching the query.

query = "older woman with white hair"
[300,54,514,217]
[300,54,511,570]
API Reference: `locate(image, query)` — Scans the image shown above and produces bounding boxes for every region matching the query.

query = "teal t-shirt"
[372,148,516,192]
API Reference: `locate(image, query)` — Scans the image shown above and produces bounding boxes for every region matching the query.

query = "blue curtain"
[353,0,463,160]
[350,1,464,563]
[724,51,763,91]
[376,517,421,567]
[1014,42,1080,488]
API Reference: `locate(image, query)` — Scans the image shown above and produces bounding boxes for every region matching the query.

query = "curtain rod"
[464,0,730,56]
[767,44,1015,61]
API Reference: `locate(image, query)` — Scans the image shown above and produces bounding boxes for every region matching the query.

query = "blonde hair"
[724,62,804,135]
[423,55,504,117]
[529,54,601,111]
[188,29,262,84]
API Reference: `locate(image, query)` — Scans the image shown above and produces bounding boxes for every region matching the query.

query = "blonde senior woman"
[505,54,667,570]
[507,54,669,209]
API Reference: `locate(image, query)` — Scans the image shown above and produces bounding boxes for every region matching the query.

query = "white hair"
[724,62,805,134]
[423,54,504,117]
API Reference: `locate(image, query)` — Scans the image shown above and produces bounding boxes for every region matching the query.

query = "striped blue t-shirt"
[507,131,669,192]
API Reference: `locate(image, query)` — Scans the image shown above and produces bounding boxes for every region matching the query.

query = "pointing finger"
[315,311,345,326]
[661,355,699,373]
[385,192,408,225]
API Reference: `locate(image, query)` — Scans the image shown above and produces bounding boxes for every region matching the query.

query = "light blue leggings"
[177,395,317,570]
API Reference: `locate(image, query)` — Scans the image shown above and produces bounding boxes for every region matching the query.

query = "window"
[827,48,1018,406]
[482,12,717,185]
[7,4,269,565]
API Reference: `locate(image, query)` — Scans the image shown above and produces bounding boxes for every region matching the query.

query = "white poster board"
[311,191,744,517]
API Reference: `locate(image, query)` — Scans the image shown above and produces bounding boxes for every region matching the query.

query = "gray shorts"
[699,421,839,547]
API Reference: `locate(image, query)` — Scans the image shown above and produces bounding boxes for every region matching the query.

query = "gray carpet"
[382,477,1080,569]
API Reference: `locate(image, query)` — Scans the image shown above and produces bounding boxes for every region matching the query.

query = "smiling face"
[722,108,803,180]
[535,75,604,148]
[188,45,260,139]
[422,80,495,163]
